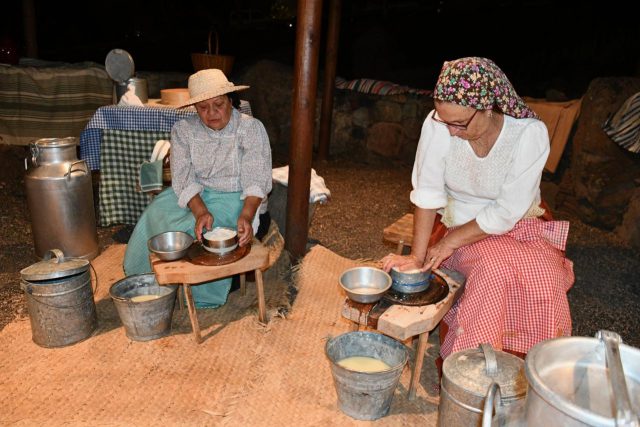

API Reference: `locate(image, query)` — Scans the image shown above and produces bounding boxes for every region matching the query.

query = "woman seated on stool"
[124,69,272,308]
[382,57,575,361]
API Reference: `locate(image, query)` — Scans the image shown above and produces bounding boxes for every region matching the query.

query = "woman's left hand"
[237,216,254,247]
[422,238,455,270]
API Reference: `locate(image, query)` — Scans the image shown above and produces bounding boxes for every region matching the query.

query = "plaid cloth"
[440,218,575,358]
[0,65,112,146]
[79,101,253,170]
[99,129,170,226]
[335,76,433,96]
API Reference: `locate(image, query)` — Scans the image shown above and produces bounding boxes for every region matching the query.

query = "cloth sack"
[603,91,640,153]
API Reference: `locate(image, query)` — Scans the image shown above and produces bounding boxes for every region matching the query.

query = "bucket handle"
[480,343,498,376]
[481,382,502,427]
[596,330,639,427]
[65,160,89,179]
[43,248,65,263]
[207,29,220,55]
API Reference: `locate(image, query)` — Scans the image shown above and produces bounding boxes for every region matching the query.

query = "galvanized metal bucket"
[109,274,177,341]
[325,331,408,420]
[20,249,97,348]
[438,343,527,426]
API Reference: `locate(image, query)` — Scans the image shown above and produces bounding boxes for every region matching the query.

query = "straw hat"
[177,69,249,108]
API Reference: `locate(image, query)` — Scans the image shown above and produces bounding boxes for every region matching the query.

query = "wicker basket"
[191,30,234,76]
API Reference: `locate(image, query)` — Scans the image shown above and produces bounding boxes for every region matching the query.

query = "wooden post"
[22,0,38,58]
[285,0,323,260]
[317,0,342,161]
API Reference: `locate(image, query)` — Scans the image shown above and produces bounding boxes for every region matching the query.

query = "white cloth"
[271,166,331,204]
[150,140,170,162]
[118,83,144,106]
[410,111,549,235]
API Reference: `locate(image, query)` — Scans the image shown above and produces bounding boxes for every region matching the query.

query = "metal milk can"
[25,138,99,260]
[438,343,527,426]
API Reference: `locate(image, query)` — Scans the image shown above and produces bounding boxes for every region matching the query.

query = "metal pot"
[438,343,527,426]
[524,330,639,426]
[114,77,148,104]
[25,138,99,260]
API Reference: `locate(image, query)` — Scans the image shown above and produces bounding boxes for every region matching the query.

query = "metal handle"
[596,330,639,427]
[482,382,502,427]
[65,160,88,179]
[480,343,498,376]
[30,141,40,167]
[43,249,65,263]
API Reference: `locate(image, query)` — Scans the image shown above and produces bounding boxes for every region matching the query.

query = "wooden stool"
[150,243,270,343]
[383,213,414,255]
[341,268,465,400]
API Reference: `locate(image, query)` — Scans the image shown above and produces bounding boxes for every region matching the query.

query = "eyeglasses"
[432,109,479,131]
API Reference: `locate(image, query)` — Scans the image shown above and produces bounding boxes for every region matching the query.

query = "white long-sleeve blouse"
[410,110,550,235]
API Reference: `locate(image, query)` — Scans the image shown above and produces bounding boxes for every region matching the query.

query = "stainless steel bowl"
[390,267,431,294]
[147,231,194,261]
[202,227,239,255]
[339,266,392,304]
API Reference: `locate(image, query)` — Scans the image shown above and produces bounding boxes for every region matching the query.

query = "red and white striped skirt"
[440,218,575,358]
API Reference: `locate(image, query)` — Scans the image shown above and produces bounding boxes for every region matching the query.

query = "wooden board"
[377,269,465,340]
[150,242,269,285]
[187,243,250,266]
[382,213,414,246]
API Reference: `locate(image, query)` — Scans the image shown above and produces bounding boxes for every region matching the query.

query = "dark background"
[2,0,639,99]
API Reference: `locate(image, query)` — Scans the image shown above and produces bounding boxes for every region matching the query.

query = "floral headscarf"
[433,57,538,119]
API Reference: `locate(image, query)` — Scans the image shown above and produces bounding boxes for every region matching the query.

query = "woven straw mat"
[0,241,441,426]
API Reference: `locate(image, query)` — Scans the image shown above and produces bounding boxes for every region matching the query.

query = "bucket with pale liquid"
[325,331,408,420]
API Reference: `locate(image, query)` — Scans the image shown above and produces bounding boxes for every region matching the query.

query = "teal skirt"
[123,188,243,308]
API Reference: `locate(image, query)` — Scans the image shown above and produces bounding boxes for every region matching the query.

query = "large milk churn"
[25,138,99,260]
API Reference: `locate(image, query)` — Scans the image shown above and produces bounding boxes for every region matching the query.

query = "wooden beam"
[22,0,38,58]
[285,0,323,260]
[317,0,342,161]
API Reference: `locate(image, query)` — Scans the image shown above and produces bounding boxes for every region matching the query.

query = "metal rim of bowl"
[146,231,193,255]
[339,266,392,295]
[202,227,238,249]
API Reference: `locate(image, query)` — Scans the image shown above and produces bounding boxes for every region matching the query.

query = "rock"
[373,100,403,123]
[569,77,640,229]
[366,122,405,158]
[238,60,294,156]
[616,188,640,250]
[352,107,370,128]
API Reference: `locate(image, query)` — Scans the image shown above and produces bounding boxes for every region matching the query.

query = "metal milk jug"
[25,138,99,260]
[438,343,527,426]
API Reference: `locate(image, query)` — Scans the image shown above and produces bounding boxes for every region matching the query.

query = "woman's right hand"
[194,210,213,242]
[380,253,423,273]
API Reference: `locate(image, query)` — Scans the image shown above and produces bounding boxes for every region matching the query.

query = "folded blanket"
[271,166,331,204]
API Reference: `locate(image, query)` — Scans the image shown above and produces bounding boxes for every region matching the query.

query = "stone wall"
[238,60,433,164]
[330,90,433,164]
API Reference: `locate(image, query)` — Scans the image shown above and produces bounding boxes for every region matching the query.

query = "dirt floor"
[2,143,640,348]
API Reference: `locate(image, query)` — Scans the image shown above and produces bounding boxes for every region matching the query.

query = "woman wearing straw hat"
[124,69,272,308]
[381,57,575,364]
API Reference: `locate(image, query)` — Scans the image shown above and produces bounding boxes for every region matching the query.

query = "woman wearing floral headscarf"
[382,57,575,362]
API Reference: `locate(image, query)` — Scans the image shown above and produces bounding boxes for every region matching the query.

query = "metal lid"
[443,343,526,399]
[105,48,135,83]
[32,137,78,148]
[20,249,90,281]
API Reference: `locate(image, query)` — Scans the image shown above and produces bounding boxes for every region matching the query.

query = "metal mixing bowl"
[147,231,194,261]
[202,227,238,255]
[390,267,431,293]
[340,266,392,304]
